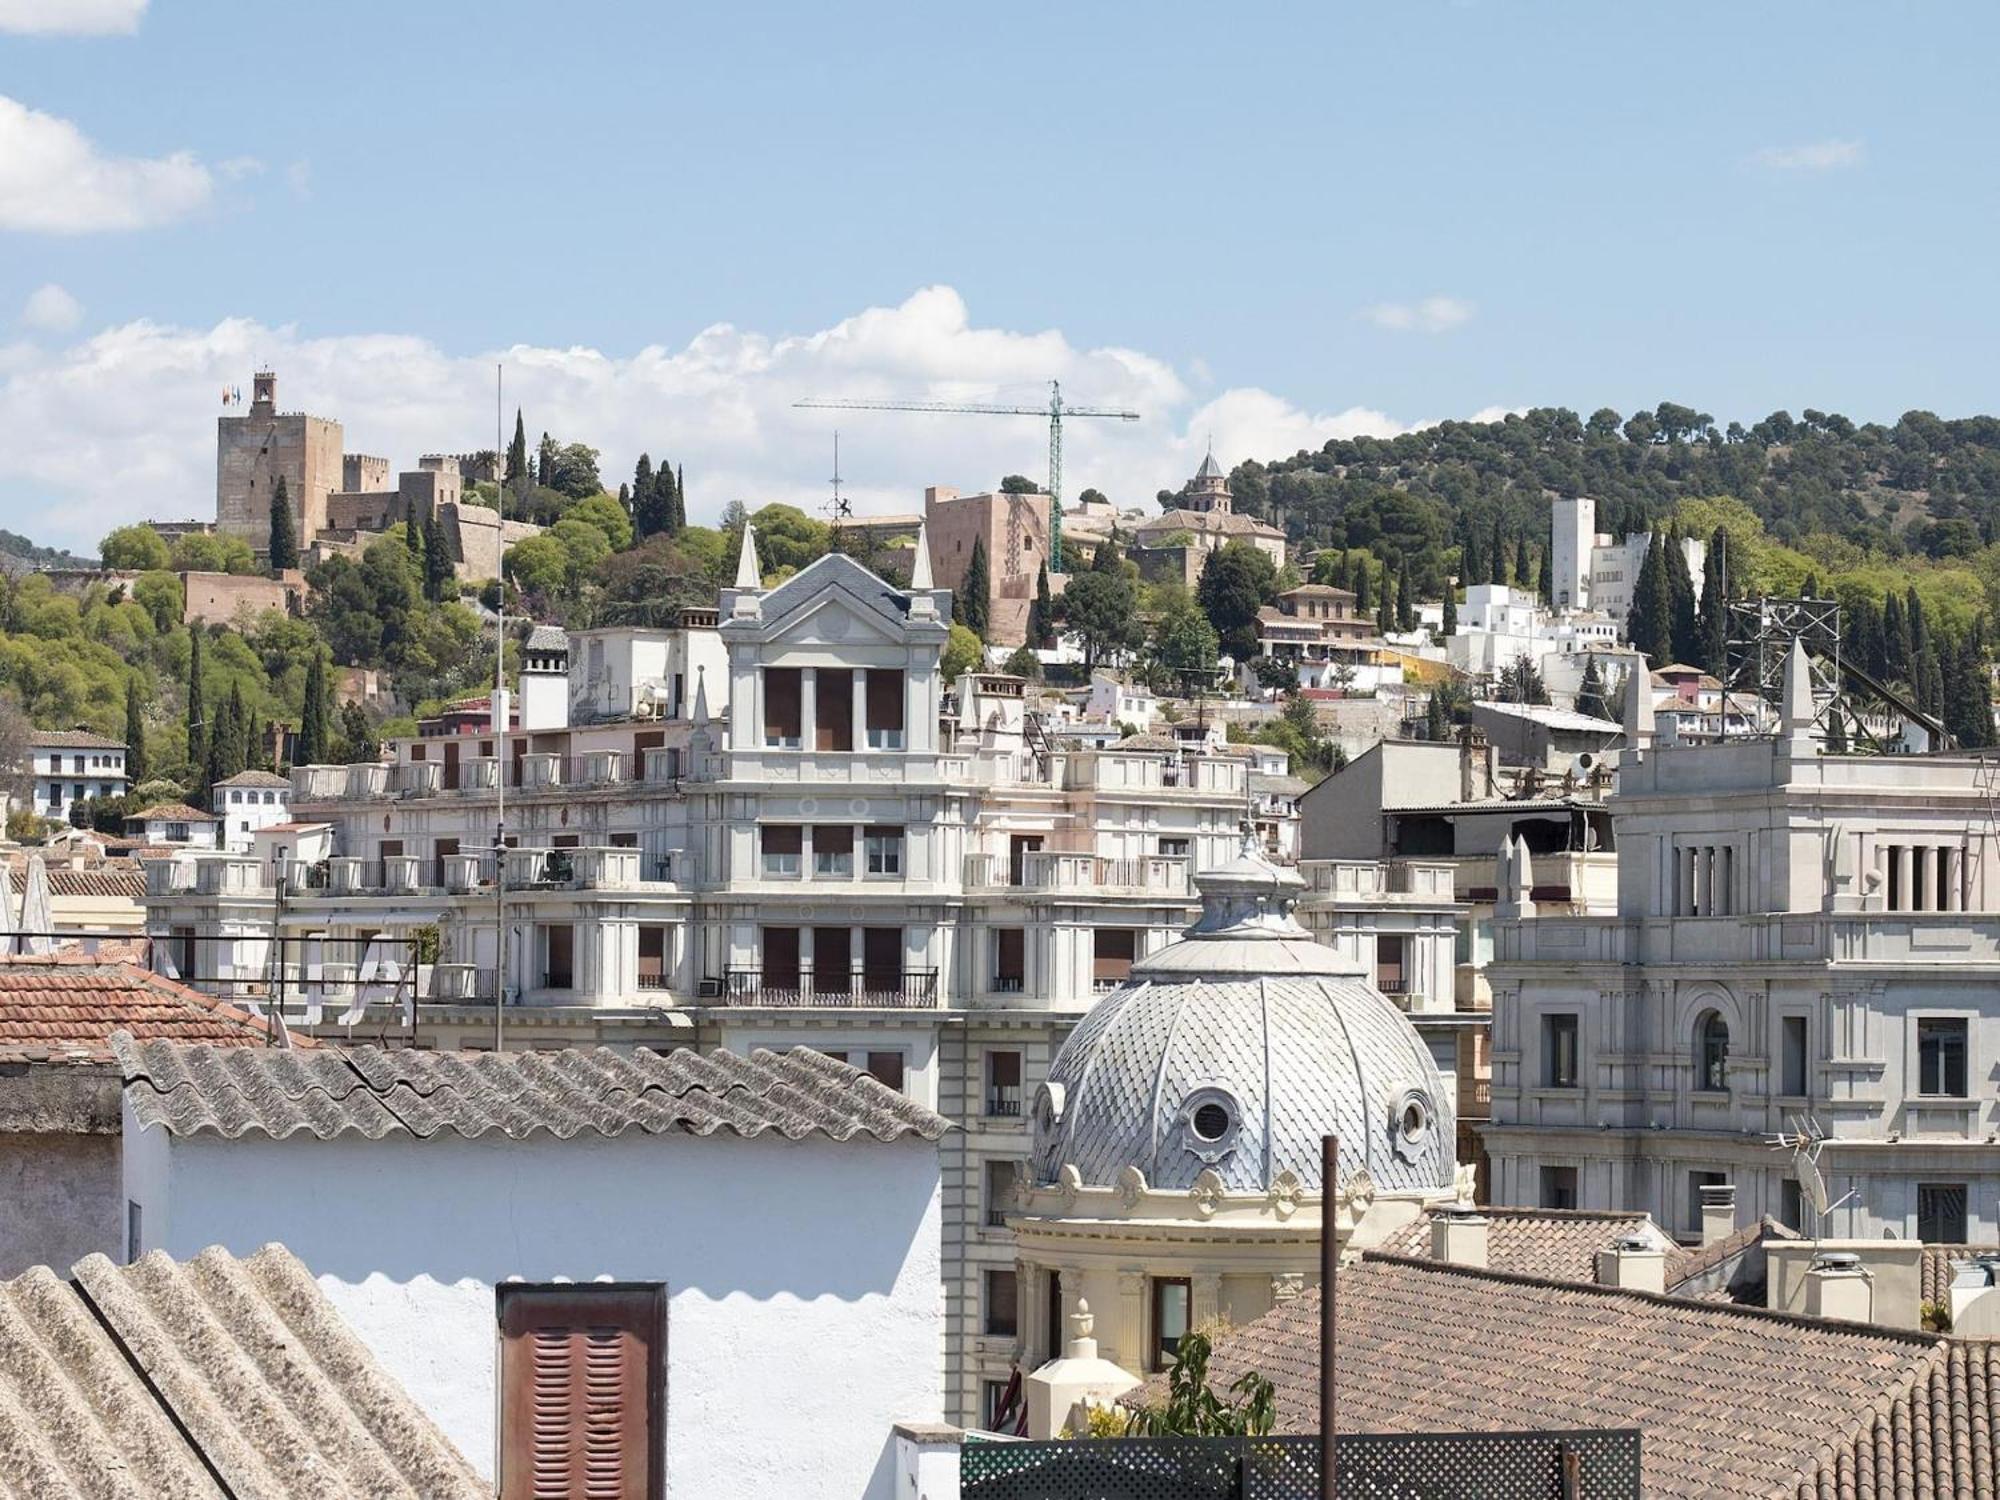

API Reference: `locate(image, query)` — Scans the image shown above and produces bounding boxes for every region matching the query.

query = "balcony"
[716,966,939,1008]
[1302,859,1458,902]
[986,1090,1022,1117]
[143,856,263,898]
[1020,851,1192,898]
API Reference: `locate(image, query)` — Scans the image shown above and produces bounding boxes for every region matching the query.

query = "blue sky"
[2,1,1997,547]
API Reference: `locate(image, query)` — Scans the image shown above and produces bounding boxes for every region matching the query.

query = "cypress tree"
[673,464,687,530]
[1091,533,1122,573]
[633,454,663,538]
[1353,561,1372,613]
[961,538,992,636]
[1907,586,1928,663]
[1442,586,1458,637]
[424,510,454,600]
[404,501,427,585]
[243,709,260,771]
[1375,570,1395,635]
[536,433,553,488]
[1537,542,1552,603]
[297,653,332,766]
[124,675,148,789]
[186,628,205,769]
[1029,564,1054,648]
[1460,532,1481,593]
[1627,532,1674,664]
[1577,657,1610,720]
[1489,517,1507,585]
[505,410,528,485]
[1425,691,1446,741]
[1396,555,1416,632]
[268,476,299,572]
[1513,537,1533,588]
[1883,592,1912,685]
[1696,527,1729,675]
[1664,530,1698,665]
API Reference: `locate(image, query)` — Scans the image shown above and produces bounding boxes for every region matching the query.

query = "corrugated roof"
[1472,699,1621,733]
[118,1038,952,1143]
[0,957,301,1063]
[0,1243,485,1498]
[1178,1252,1953,1500]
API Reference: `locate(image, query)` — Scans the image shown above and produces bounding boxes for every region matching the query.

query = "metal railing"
[717,966,940,1008]
[986,1092,1022,1117]
[960,1430,1642,1499]
[991,975,1025,994]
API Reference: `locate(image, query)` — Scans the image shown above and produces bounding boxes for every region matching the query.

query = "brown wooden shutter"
[500,1287,661,1500]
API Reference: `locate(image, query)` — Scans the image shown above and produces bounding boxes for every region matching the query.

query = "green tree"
[1441,586,1458,637]
[1154,600,1220,691]
[124,675,148,787]
[185,627,205,767]
[1825,704,1848,753]
[1627,532,1673,663]
[1488,517,1507,585]
[423,509,454,601]
[269,477,300,571]
[1196,542,1277,661]
[1425,690,1447,740]
[337,700,377,762]
[1124,1331,1275,1438]
[1500,654,1551,705]
[1696,527,1730,675]
[1027,564,1054,649]
[1396,554,1416,632]
[505,410,528,486]
[1001,645,1043,680]
[101,524,171,571]
[1576,656,1610,720]
[750,504,830,575]
[960,537,991,637]
[1883,591,1912,685]
[1536,541,1552,603]
[1513,536,1533,588]
[1664,529,1699,664]
[1058,569,1137,668]
[941,622,983,682]
[296,651,334,765]
[999,474,1038,495]
[170,533,257,575]
[672,464,686,530]
[1375,567,1394,635]
[1091,534,1122,573]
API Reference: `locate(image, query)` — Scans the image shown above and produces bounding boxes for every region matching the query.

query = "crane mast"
[794,380,1139,571]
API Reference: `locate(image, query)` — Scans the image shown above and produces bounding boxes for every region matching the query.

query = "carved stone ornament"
[1057,1163,1083,1210]
[1268,1168,1302,1221]
[1333,1168,1376,1235]
[1189,1167,1226,1220]
[1453,1160,1479,1203]
[1117,1164,1148,1209]
[1271,1272,1304,1304]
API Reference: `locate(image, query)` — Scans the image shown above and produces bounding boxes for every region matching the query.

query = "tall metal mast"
[493,363,507,1053]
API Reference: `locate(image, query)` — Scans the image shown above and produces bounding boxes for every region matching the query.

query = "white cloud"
[0,0,146,35]
[0,94,211,232]
[0,286,1479,551]
[216,155,265,182]
[19,283,80,331]
[1752,139,1862,172]
[1361,296,1474,334]
[285,160,311,198]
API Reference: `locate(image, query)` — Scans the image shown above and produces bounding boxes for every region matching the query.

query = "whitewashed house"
[26,729,128,823]
[128,801,222,848]
[118,1036,949,1500]
[210,768,292,851]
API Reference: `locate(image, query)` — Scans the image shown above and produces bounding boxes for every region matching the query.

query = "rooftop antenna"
[825,430,851,554]
[492,361,508,1053]
[1769,1113,1858,1286]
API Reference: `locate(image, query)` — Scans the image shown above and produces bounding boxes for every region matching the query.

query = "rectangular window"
[1918,1018,1969,1097]
[1543,1013,1580,1088]
[993,929,1026,993]
[499,1285,660,1500]
[864,827,904,876]
[126,1201,141,1264]
[1539,1165,1578,1211]
[863,1050,905,1092]
[1374,935,1408,995]
[1919,1183,1969,1244]
[1158,837,1190,859]
[987,1049,1023,1115]
[638,926,667,989]
[865,669,905,749]
[982,1380,1014,1432]
[1781,1015,1809,1097]
[763,667,802,748]
[812,825,854,877]
[983,1268,1019,1337]
[1093,929,1137,990]
[762,825,803,878]
[1150,1277,1191,1371]
[985,1159,1018,1228]
[1780,1178,1804,1231]
[815,668,853,751]
[541,925,575,990]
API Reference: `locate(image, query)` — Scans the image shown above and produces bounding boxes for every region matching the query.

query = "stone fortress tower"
[215,370,343,554]
[1009,842,1466,1384]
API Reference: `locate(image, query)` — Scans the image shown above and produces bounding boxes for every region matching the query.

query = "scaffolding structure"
[1721,595,1843,736]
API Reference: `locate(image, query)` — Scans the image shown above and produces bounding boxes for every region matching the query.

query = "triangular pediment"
[748,552,922,645]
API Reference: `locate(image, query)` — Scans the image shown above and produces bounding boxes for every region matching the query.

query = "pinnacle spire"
[734,522,760,591]
[910,520,935,591]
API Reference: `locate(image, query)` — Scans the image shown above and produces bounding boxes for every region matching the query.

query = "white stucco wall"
[124,1112,944,1500]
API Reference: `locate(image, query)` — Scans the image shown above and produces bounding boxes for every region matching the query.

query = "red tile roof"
[131,802,219,823]
[27,729,125,749]
[0,956,310,1061]
[1384,1205,1679,1285]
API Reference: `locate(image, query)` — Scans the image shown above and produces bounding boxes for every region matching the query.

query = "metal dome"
[1031,843,1455,1198]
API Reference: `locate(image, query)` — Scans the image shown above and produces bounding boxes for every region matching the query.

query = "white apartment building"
[210,768,292,851]
[1587,531,1706,627]
[141,527,1259,1428]
[1445,583,1621,681]
[1483,649,2000,1245]
[26,730,128,822]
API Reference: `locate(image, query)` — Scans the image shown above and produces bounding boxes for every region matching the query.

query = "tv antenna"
[824,431,852,553]
[1769,1113,1856,1237]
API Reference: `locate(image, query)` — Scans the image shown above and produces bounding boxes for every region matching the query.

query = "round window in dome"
[1192,1102,1231,1141]
[1389,1087,1436,1164]
[1401,1100,1428,1140]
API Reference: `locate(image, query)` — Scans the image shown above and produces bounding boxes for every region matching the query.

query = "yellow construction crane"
[794,380,1139,571]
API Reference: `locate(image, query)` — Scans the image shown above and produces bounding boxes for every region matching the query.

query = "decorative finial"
[910,519,935,591]
[734,521,761,591]
[692,664,710,727]
[1071,1300,1093,1341]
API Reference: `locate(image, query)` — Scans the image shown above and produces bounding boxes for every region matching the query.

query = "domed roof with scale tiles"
[1030,841,1454,1198]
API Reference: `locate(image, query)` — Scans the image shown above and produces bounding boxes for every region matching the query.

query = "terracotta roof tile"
[1922,1244,2000,1305]
[26,728,124,749]
[131,802,219,822]
[0,957,300,1062]
[211,769,291,788]
[1184,1253,1949,1500]
[1385,1205,1674,1285]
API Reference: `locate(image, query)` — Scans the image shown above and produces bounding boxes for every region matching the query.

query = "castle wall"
[180,570,303,628]
[343,454,391,492]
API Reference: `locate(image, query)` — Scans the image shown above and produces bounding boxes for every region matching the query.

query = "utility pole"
[1321,1133,1338,1500]
[493,363,508,1053]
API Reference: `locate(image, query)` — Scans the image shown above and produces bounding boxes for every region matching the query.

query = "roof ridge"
[1357,1251,1947,1346]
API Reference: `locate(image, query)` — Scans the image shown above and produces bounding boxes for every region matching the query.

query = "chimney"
[1595,1232,1666,1294]
[1805,1251,1874,1323]
[1699,1182,1737,1246]
[1430,1203,1489,1269]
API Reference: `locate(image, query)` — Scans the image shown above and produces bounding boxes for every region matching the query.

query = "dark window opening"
[1543,1013,1579,1088]
[764,668,802,747]
[1919,1018,1969,1097]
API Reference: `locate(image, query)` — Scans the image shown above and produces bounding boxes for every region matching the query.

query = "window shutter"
[501,1287,660,1500]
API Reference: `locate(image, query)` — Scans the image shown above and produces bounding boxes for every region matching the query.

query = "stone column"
[1191,1273,1223,1332]
[800,668,817,751]
[1113,1271,1147,1374]
[854,670,870,750]
[1894,845,1912,913]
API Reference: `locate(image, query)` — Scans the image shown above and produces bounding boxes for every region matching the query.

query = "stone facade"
[180,569,302,627]
[922,486,1054,647]
[215,372,342,552]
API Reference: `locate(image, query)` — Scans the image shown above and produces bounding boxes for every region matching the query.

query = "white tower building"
[1550,497,1595,613]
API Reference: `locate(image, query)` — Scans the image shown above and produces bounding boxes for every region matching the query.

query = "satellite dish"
[1795,1149,1831,1217]
[1575,752,1597,772]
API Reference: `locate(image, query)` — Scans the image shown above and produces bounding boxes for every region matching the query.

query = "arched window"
[1695,1010,1730,1092]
